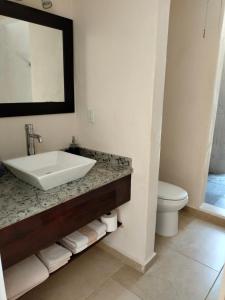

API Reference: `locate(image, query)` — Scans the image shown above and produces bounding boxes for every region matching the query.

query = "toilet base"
[156,211,178,237]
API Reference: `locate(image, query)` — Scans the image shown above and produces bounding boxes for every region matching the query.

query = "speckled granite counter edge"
[79,147,132,167]
[0,149,132,229]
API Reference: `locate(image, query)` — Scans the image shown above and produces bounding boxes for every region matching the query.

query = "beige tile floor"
[20,211,225,300]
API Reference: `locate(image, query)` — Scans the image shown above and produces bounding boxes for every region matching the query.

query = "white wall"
[160,0,224,208]
[73,0,170,265]
[0,0,77,161]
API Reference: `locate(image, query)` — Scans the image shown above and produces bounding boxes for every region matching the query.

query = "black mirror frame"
[0,0,75,117]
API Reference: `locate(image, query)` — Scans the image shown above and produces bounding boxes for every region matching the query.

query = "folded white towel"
[11,284,38,300]
[88,220,107,236]
[11,278,49,300]
[47,258,70,268]
[61,231,106,254]
[63,231,89,249]
[60,239,86,253]
[62,220,106,250]
[4,255,49,300]
[48,259,70,273]
[38,244,72,269]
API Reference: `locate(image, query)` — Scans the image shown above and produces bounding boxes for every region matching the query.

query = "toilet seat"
[157,197,188,212]
[158,181,188,201]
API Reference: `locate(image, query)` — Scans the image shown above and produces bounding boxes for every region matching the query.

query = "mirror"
[0,17,64,103]
[0,1,74,117]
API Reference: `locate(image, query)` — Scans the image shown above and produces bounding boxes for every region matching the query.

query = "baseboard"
[142,252,157,273]
[184,206,225,227]
[97,242,157,273]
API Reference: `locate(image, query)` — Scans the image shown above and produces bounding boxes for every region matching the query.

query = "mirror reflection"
[0,16,64,103]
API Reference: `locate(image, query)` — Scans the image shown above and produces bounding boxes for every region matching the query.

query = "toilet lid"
[158,181,188,201]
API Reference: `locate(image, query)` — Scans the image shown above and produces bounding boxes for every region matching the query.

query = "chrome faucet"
[25,124,43,155]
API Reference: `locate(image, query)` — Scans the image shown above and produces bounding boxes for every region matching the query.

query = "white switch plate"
[88,109,95,124]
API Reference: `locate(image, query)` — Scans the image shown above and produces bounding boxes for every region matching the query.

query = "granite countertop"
[0,149,132,230]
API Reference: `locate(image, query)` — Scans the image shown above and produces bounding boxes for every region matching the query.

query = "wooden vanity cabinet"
[0,175,131,269]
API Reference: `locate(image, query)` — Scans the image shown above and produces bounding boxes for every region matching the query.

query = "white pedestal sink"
[3,151,96,191]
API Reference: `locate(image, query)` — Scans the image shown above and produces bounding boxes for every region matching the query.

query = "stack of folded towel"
[4,255,49,300]
[37,243,72,273]
[60,220,107,254]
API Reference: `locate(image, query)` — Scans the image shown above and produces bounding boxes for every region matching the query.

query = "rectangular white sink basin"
[3,151,96,191]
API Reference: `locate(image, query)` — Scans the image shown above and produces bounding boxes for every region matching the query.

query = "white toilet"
[156,181,188,237]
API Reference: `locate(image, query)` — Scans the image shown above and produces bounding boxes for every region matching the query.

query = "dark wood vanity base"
[0,175,131,269]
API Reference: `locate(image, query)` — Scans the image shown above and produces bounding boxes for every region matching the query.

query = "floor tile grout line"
[204,265,224,300]
[112,276,144,300]
[108,276,144,300]
[112,263,181,300]
[83,263,126,300]
[111,266,145,300]
[165,243,224,273]
[87,265,144,300]
[172,247,221,272]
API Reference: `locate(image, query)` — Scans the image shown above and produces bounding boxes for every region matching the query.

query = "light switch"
[88,109,95,124]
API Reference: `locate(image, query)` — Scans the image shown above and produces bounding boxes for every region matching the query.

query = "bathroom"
[0,0,225,299]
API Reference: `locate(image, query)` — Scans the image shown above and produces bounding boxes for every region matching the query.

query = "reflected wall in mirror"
[0,0,74,117]
[0,16,64,103]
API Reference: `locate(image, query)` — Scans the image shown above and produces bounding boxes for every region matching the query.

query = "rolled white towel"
[38,244,72,270]
[4,255,49,300]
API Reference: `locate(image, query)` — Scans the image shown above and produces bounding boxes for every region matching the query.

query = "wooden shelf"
[52,221,122,274]
[70,222,122,258]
